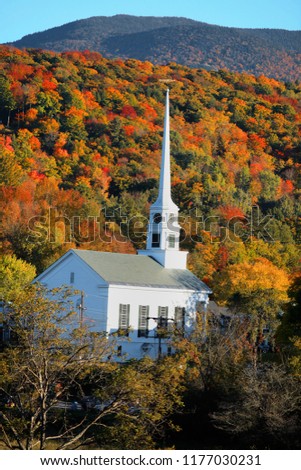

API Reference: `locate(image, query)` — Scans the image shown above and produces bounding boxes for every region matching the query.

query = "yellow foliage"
[216,257,289,303]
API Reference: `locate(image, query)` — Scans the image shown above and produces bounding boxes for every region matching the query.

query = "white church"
[35,90,212,360]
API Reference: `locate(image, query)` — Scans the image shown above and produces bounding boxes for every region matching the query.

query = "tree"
[0,74,16,127]
[211,364,301,449]
[168,311,255,449]
[92,356,185,449]
[277,272,301,367]
[0,285,184,450]
[214,257,290,343]
[5,224,62,274]
[0,254,36,301]
[174,311,253,394]
[172,310,301,450]
[0,284,118,449]
[0,143,23,188]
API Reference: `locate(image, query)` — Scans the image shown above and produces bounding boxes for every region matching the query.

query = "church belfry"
[138,89,188,269]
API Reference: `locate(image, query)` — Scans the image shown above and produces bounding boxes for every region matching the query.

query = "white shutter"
[119,304,130,335]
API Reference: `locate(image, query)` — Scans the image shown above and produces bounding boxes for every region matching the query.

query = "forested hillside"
[9,15,301,81]
[1,45,301,450]
[0,45,300,280]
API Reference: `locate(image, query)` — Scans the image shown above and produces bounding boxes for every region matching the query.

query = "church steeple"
[153,88,178,212]
[138,89,188,269]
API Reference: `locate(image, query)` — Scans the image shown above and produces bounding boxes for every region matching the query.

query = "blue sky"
[0,0,300,43]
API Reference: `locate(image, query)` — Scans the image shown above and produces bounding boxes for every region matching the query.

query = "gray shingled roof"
[73,250,211,293]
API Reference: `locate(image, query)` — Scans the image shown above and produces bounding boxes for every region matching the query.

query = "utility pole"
[147,315,174,360]
[77,291,86,328]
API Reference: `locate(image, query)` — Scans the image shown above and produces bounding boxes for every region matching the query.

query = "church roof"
[73,250,211,293]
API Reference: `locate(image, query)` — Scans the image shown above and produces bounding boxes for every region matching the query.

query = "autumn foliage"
[0,46,299,289]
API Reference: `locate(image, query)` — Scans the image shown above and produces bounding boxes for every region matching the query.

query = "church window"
[174,307,185,333]
[138,305,149,337]
[70,272,75,284]
[118,304,130,336]
[117,345,122,357]
[152,233,160,248]
[153,213,162,224]
[168,214,176,227]
[168,234,176,248]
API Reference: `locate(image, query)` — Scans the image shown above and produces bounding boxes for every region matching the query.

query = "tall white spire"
[138,89,188,269]
[153,88,178,212]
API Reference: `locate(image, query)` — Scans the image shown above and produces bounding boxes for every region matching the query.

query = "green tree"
[0,74,16,127]
[36,91,61,118]
[0,146,23,187]
[0,254,36,301]
[259,170,281,203]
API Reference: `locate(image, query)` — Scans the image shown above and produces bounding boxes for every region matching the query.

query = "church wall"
[36,253,109,333]
[106,284,209,360]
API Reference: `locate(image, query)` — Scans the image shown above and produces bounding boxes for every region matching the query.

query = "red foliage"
[62,51,88,64]
[140,102,158,121]
[0,45,299,267]
[280,179,294,195]
[10,82,24,103]
[0,135,14,151]
[248,133,267,151]
[9,63,34,81]
[219,205,245,221]
[250,162,264,176]
[42,79,57,91]
[15,181,35,205]
[92,153,101,162]
[216,245,229,271]
[121,105,137,119]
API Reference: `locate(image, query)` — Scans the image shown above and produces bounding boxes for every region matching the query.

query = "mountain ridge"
[7,15,301,81]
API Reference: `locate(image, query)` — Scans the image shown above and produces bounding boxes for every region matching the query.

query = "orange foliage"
[25,108,38,122]
[250,154,274,176]
[248,133,267,152]
[123,125,135,136]
[139,102,158,121]
[29,170,45,181]
[82,90,99,110]
[9,63,34,81]
[217,257,290,303]
[42,78,57,91]
[1,135,14,151]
